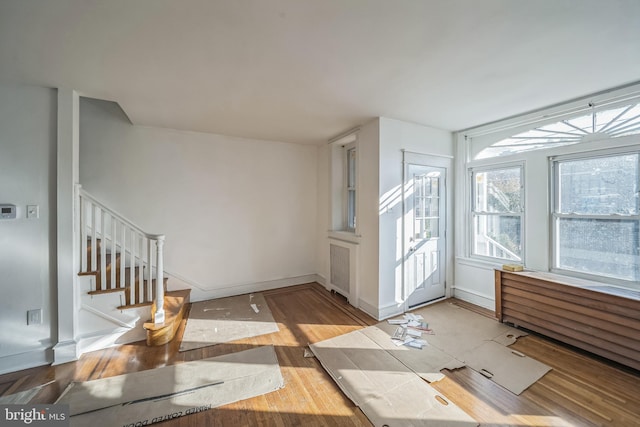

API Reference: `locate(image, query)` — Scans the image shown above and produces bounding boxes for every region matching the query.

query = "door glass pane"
[558,154,638,215]
[413,174,440,239]
[557,218,639,281]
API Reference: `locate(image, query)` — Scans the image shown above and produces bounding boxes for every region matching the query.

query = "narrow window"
[471,166,524,261]
[346,146,356,231]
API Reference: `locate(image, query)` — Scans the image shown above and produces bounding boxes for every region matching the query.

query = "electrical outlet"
[27,309,42,325]
[27,205,39,219]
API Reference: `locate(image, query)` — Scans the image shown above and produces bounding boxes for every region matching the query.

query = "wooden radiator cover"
[495,269,640,371]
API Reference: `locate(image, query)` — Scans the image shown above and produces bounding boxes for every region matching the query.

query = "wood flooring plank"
[1,283,638,426]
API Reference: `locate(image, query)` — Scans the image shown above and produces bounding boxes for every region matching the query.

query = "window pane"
[474,168,522,213]
[473,214,522,261]
[347,148,356,188]
[347,189,356,230]
[557,218,639,281]
[558,154,639,215]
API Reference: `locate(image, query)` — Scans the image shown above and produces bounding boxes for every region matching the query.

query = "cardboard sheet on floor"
[369,302,550,394]
[360,325,463,383]
[407,302,528,354]
[310,330,477,427]
[55,345,284,427]
[0,380,54,404]
[179,292,279,351]
[460,341,551,395]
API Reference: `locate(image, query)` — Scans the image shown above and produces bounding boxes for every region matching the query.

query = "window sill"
[327,230,361,244]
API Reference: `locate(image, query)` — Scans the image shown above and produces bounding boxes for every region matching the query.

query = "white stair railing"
[76,184,165,324]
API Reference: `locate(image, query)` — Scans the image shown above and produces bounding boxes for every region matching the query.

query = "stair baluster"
[76,185,165,317]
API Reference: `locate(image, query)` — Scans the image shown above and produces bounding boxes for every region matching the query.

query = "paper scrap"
[250,303,259,313]
[405,313,424,321]
[387,319,407,325]
[406,329,422,338]
[406,340,423,349]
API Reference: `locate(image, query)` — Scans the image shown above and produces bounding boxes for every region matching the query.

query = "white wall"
[378,118,453,317]
[356,119,381,312]
[79,98,318,300]
[316,143,330,285]
[454,133,640,309]
[319,117,453,320]
[0,85,57,373]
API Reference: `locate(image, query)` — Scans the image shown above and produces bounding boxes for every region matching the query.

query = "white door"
[404,164,446,308]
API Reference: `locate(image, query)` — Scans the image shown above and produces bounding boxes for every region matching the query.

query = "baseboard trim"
[377,301,405,321]
[52,340,79,366]
[77,325,146,355]
[181,274,320,302]
[314,273,326,286]
[0,346,53,375]
[453,287,495,310]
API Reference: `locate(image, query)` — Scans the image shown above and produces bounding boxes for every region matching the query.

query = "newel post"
[154,235,166,324]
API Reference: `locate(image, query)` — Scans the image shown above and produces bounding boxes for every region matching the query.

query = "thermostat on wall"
[0,204,16,219]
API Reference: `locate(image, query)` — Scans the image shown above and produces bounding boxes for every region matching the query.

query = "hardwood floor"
[1,283,639,426]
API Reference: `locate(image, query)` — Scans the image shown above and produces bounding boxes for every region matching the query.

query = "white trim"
[455,256,502,271]
[314,273,326,286]
[328,126,361,145]
[401,149,454,160]
[327,230,361,244]
[327,238,360,309]
[357,298,379,320]
[464,83,640,159]
[168,272,319,303]
[469,162,525,263]
[55,88,80,366]
[460,81,640,138]
[0,345,53,375]
[401,152,452,311]
[453,287,495,311]
[378,301,405,320]
[356,298,405,321]
[76,325,146,356]
[80,303,137,329]
[51,340,78,366]
[550,149,640,287]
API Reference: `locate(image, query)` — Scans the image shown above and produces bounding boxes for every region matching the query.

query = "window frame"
[469,162,525,262]
[550,148,640,285]
[344,142,357,232]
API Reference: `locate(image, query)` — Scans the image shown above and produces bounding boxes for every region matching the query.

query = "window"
[476,98,640,159]
[345,145,356,231]
[471,166,523,261]
[329,129,358,234]
[552,152,640,283]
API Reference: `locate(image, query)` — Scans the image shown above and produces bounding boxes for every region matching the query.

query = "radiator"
[495,269,640,371]
[330,243,350,296]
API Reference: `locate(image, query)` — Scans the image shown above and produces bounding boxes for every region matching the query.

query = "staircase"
[77,185,190,347]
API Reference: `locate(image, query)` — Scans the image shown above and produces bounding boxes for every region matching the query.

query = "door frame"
[401,150,453,312]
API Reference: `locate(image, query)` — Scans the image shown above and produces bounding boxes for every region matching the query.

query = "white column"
[154,236,166,324]
[53,88,80,365]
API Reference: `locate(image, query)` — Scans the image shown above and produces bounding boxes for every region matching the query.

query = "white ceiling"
[1,0,639,144]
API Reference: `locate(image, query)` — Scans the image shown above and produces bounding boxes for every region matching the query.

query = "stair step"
[79,266,141,291]
[143,289,191,346]
[117,301,153,310]
[88,288,125,296]
[113,277,169,309]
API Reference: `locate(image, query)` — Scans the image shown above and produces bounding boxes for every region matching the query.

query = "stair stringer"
[76,275,148,356]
